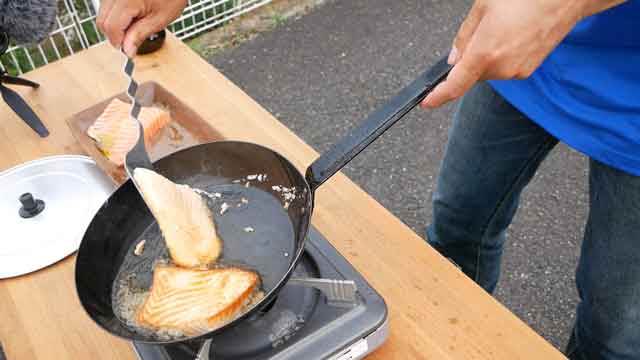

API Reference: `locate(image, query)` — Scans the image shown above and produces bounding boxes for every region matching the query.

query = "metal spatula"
[122,54,218,359]
[122,54,154,184]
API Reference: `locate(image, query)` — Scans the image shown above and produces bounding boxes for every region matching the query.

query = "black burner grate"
[133,227,387,360]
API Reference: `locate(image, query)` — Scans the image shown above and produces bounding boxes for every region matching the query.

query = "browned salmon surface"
[136,265,259,335]
[133,168,222,268]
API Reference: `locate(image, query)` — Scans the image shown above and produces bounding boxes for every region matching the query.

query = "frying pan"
[75,57,452,344]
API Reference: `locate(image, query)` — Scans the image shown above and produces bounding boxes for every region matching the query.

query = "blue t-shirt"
[489,1,640,176]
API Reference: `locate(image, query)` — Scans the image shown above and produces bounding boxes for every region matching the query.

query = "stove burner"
[207,252,319,358]
[257,296,278,314]
[132,227,388,360]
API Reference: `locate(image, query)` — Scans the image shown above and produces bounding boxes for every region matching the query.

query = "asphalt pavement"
[210,0,590,350]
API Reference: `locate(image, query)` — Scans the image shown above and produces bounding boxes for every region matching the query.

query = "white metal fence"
[1,0,272,75]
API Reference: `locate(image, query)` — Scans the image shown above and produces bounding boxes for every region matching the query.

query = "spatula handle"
[122,53,154,175]
[123,56,142,121]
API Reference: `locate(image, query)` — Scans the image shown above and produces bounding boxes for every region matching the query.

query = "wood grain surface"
[66,81,223,184]
[0,34,566,360]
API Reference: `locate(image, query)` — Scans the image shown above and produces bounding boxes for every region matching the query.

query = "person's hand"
[421,0,627,108]
[97,0,188,57]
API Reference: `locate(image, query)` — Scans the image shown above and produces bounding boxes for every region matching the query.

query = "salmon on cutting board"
[133,168,222,268]
[87,98,171,166]
[137,265,259,336]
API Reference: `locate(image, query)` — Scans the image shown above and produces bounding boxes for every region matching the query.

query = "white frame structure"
[1,0,272,75]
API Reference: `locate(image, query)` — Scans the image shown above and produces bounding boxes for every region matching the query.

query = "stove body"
[133,227,389,360]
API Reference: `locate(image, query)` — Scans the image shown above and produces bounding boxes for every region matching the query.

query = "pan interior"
[112,184,296,340]
[75,141,311,343]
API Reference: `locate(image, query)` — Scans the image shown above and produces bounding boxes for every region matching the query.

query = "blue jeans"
[426,82,640,360]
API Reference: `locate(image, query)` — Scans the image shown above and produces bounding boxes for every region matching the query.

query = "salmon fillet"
[133,168,222,268]
[87,98,170,166]
[137,265,259,335]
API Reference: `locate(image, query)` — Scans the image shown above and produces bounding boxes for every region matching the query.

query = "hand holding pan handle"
[305,57,452,191]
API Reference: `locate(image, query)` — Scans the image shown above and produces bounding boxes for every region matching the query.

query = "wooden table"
[0,34,567,360]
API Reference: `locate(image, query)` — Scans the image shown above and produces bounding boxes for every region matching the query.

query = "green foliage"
[272,12,287,27]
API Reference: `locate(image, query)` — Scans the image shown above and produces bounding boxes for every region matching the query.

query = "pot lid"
[0,155,116,279]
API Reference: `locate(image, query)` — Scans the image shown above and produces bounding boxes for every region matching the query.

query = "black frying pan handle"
[305,57,452,191]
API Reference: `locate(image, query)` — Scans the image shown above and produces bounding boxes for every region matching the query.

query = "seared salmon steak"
[87,98,170,166]
[136,265,259,335]
[133,168,222,267]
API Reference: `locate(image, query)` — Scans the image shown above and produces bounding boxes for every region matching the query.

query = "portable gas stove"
[132,227,388,360]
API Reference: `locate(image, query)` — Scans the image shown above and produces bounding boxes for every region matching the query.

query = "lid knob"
[19,192,45,218]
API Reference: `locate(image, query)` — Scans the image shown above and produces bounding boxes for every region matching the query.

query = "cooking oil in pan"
[111,182,296,340]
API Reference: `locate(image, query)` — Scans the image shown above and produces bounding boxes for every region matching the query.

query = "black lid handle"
[19,192,45,218]
[305,57,452,191]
